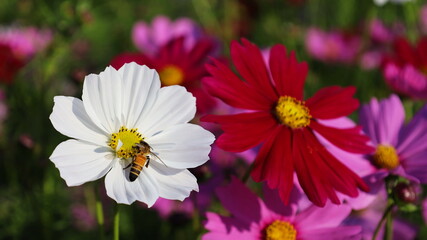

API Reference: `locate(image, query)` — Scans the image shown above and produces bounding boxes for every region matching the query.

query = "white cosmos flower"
[49,62,215,207]
[373,0,413,6]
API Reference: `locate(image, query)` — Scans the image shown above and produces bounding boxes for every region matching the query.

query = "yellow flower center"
[159,65,184,85]
[372,144,399,170]
[421,66,427,76]
[275,96,311,129]
[265,220,297,240]
[108,126,144,159]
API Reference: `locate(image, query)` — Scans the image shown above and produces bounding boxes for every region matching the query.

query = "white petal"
[138,85,196,137]
[104,160,160,206]
[148,161,198,201]
[82,66,123,133]
[50,96,108,145]
[118,62,161,128]
[146,124,215,169]
[50,139,114,186]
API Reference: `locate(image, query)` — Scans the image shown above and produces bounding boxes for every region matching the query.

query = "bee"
[124,140,165,182]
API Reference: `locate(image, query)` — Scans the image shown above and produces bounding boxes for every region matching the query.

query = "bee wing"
[150,152,168,168]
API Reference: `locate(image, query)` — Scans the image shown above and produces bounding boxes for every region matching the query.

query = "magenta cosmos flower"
[382,37,427,99]
[132,16,202,56]
[203,177,361,240]
[305,28,361,64]
[359,94,427,184]
[202,39,374,207]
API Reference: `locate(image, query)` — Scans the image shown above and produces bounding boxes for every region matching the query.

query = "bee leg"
[145,156,150,168]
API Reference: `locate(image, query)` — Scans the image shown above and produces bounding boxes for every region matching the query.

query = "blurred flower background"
[1,0,427,239]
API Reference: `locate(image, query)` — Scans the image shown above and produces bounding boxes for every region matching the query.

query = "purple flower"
[305,28,361,64]
[203,177,361,240]
[132,16,202,56]
[359,94,427,184]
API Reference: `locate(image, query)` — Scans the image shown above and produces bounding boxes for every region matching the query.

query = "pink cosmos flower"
[132,16,202,56]
[358,94,427,185]
[305,28,361,64]
[203,177,362,240]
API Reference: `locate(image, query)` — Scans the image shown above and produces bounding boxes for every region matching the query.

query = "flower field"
[1,0,427,239]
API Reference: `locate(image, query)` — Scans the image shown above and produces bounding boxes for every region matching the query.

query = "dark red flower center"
[274,96,311,129]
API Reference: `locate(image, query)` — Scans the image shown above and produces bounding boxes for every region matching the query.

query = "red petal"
[394,37,417,66]
[310,121,374,154]
[306,86,359,119]
[186,37,215,67]
[231,39,278,101]
[202,112,277,152]
[304,129,370,195]
[417,37,427,67]
[293,129,328,206]
[294,129,369,207]
[269,44,308,100]
[203,58,274,111]
[251,126,294,204]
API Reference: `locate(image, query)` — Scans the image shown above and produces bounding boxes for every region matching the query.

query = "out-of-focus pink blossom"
[305,28,361,64]
[381,37,427,99]
[0,26,52,83]
[0,26,52,60]
[152,198,194,220]
[19,134,34,149]
[71,204,96,231]
[360,19,404,70]
[132,16,202,56]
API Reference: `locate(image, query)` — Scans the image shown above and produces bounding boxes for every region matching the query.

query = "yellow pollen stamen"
[372,144,399,170]
[108,126,143,159]
[159,65,184,85]
[275,96,311,129]
[265,220,297,240]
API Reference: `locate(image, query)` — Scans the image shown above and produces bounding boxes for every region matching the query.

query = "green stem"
[96,197,105,240]
[113,204,120,240]
[241,162,254,184]
[371,204,394,240]
[383,209,393,240]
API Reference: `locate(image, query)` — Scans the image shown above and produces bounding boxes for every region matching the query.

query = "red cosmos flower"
[0,43,25,84]
[202,39,374,207]
[110,37,217,113]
